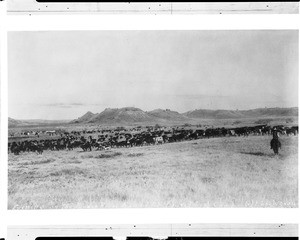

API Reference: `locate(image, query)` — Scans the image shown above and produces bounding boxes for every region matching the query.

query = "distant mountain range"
[70,107,298,125]
[9,107,298,127]
[184,107,299,119]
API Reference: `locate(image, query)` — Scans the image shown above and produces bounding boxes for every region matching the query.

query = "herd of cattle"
[8,124,298,155]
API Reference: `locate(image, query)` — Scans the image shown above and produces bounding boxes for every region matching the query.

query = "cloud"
[40,102,85,108]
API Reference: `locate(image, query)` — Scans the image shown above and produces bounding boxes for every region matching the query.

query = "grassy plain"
[8,134,298,209]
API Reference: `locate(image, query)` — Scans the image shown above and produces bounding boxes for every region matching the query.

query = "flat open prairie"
[8,135,298,209]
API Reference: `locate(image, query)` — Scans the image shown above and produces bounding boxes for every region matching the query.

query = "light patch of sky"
[8,30,298,120]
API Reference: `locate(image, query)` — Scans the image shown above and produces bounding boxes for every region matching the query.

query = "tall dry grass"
[8,135,298,209]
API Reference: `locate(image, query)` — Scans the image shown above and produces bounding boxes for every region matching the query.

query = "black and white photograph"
[7,30,298,209]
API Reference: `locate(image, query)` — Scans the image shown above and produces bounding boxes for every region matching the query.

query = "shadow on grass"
[240,151,275,157]
[127,153,144,157]
[81,152,122,159]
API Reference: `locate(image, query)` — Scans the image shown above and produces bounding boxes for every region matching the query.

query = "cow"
[154,136,164,145]
[30,142,43,154]
[81,141,92,151]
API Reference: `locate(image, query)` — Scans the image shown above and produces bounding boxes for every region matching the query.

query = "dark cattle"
[10,142,21,155]
[81,141,92,151]
[9,124,297,155]
[30,142,43,154]
[286,126,298,136]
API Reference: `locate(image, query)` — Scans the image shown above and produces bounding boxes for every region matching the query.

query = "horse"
[270,130,281,155]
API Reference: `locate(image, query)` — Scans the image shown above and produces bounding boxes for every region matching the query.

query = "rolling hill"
[8,117,24,127]
[87,107,157,124]
[147,109,190,121]
[71,111,97,124]
[184,107,298,119]
[8,117,70,128]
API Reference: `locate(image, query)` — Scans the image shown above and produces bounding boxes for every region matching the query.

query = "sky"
[8,30,298,120]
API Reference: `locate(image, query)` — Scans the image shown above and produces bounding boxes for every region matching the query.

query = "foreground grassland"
[8,135,298,209]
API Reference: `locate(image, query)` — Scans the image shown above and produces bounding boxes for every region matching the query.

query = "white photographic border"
[6,1,299,15]
[0,8,299,240]
[6,224,299,240]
